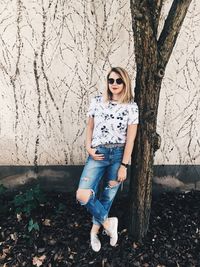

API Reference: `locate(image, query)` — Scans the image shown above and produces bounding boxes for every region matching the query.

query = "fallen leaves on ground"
[0,190,200,266]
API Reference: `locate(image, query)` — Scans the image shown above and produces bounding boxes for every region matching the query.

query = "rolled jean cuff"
[92,217,102,226]
[92,214,107,226]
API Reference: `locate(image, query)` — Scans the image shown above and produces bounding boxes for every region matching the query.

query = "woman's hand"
[117,165,127,182]
[87,147,105,161]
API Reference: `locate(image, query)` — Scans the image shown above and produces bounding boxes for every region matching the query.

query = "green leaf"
[28,219,39,232]
[12,184,46,216]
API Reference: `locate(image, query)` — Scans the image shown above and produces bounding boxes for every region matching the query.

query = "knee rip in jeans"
[107,180,119,188]
[76,188,93,205]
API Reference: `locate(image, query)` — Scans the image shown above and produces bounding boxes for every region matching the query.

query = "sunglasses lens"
[108,78,124,85]
[108,78,114,84]
[116,78,123,85]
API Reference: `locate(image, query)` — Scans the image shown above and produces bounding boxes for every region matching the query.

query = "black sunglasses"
[108,78,124,85]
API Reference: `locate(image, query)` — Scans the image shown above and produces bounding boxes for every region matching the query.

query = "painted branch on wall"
[0,0,199,167]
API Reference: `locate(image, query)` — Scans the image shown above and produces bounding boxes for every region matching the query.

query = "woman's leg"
[91,224,101,234]
[99,176,121,213]
[92,147,124,246]
[92,147,123,224]
[77,188,108,223]
[76,155,110,252]
[92,179,120,225]
[76,156,109,225]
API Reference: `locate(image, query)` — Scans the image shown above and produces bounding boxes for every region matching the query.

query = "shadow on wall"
[0,165,200,193]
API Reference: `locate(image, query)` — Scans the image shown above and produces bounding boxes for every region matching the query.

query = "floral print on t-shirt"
[87,95,139,147]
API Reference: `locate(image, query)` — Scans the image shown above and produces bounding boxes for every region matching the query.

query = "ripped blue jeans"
[77,145,124,226]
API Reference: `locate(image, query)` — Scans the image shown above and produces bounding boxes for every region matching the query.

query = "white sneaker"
[105,217,118,246]
[90,232,101,252]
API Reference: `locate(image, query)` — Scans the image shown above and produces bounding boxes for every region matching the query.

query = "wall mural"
[0,0,199,167]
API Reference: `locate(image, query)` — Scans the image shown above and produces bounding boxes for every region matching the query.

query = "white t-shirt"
[87,96,139,147]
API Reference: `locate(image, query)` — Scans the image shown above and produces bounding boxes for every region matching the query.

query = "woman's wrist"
[86,143,91,149]
[121,162,128,169]
[86,147,92,154]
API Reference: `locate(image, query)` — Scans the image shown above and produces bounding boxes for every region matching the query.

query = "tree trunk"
[129,0,193,242]
[129,72,162,241]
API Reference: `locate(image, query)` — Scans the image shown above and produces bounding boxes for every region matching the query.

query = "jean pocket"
[95,149,100,154]
[95,147,106,155]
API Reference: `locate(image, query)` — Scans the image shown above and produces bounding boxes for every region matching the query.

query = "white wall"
[0,0,199,166]
[156,0,200,165]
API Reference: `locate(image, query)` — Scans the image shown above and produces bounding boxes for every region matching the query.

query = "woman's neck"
[111,96,120,101]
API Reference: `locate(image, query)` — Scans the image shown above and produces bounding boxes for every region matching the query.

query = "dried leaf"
[120,228,127,234]
[48,239,56,245]
[69,254,74,260]
[0,251,6,260]
[3,247,11,254]
[0,246,11,260]
[42,219,51,226]
[16,213,22,222]
[38,248,45,253]
[10,232,17,241]
[32,255,46,267]
[74,222,79,227]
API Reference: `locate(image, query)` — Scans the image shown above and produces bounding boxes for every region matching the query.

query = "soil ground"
[0,190,200,267]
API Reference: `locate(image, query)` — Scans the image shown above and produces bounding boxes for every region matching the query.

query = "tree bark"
[129,0,192,241]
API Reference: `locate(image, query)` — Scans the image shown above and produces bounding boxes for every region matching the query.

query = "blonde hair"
[103,67,134,103]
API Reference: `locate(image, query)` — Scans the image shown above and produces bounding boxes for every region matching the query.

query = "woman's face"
[108,71,125,100]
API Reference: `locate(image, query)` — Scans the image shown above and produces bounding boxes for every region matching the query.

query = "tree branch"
[147,0,164,37]
[130,0,157,66]
[158,0,192,67]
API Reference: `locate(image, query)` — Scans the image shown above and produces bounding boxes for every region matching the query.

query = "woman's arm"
[85,117,104,160]
[117,124,138,182]
[122,124,138,164]
[86,117,94,152]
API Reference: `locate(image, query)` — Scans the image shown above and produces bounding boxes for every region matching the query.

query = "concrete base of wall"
[0,165,200,193]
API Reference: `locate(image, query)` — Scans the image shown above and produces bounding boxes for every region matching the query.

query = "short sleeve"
[87,98,96,118]
[128,102,139,125]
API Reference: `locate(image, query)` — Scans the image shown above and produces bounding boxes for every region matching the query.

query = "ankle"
[91,225,100,235]
[91,230,98,235]
[102,218,110,230]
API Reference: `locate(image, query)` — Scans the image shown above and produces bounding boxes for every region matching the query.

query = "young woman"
[76,67,138,252]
